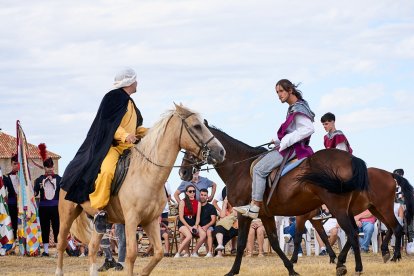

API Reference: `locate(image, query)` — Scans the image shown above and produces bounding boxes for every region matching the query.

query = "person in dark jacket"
[3,154,20,238]
[34,144,61,256]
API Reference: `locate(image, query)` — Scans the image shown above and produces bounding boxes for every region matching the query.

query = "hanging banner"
[16,120,42,256]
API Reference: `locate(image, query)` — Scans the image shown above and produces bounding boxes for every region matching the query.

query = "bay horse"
[55,104,225,276]
[179,122,371,276]
[289,169,413,266]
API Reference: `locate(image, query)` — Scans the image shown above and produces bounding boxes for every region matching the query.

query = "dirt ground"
[2,250,414,276]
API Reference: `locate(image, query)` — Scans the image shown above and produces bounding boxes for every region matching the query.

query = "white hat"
[113,67,137,89]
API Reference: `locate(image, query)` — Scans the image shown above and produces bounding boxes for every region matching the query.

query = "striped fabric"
[16,121,42,256]
[0,168,15,255]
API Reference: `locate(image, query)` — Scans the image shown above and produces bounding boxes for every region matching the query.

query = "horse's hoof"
[382,252,391,263]
[289,271,300,276]
[89,263,98,276]
[336,266,347,276]
[55,268,63,276]
[390,256,401,262]
[330,258,336,264]
[224,271,238,276]
[354,272,363,276]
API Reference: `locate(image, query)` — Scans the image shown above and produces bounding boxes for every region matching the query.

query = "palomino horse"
[55,105,225,276]
[179,122,371,276]
[289,169,413,266]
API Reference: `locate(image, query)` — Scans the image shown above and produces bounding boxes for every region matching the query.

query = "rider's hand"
[125,134,137,144]
[272,139,280,146]
[136,126,149,139]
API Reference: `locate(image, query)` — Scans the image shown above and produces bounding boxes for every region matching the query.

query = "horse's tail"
[70,211,93,244]
[394,174,414,225]
[298,155,369,194]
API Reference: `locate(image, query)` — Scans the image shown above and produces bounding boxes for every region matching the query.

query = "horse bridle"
[133,111,216,169]
[178,112,216,165]
[182,152,205,174]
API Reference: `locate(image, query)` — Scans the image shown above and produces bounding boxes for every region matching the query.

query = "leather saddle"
[110,148,132,195]
[250,156,306,188]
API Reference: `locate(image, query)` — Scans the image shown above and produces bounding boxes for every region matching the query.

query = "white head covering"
[113,67,137,89]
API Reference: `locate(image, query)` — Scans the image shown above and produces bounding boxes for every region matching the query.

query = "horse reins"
[184,143,276,173]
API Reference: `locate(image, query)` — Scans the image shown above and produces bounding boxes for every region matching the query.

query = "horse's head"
[179,150,201,181]
[174,103,225,167]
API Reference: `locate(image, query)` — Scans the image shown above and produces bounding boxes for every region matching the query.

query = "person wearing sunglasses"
[174,185,205,258]
[174,170,217,205]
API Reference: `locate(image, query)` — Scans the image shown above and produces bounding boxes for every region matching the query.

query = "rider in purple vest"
[322,112,352,153]
[313,112,353,220]
[234,79,315,219]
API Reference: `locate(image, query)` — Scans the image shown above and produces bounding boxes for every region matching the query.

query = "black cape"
[60,88,143,204]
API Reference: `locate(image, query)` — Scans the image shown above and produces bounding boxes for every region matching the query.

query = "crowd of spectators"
[1,161,413,262]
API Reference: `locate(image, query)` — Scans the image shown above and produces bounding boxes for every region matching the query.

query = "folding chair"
[277,216,312,256]
[168,216,179,255]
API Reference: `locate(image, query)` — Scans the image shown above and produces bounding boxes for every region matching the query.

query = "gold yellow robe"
[89,100,147,209]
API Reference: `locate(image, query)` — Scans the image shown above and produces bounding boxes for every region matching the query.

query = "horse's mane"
[208,125,267,155]
[135,106,200,170]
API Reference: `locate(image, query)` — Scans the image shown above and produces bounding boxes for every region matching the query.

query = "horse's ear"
[174,102,187,116]
[204,119,209,126]
[174,102,182,111]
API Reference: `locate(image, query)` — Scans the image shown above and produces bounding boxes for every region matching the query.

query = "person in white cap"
[60,68,148,233]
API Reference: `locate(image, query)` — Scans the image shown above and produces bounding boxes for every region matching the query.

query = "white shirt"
[274,114,315,151]
[0,168,6,198]
[213,189,224,202]
[336,142,348,151]
[163,181,172,214]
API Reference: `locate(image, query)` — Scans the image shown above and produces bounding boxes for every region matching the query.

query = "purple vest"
[277,112,314,159]
[324,131,353,154]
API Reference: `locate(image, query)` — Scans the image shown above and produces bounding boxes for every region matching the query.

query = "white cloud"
[394,91,414,104]
[341,107,414,132]
[395,36,414,58]
[318,84,385,111]
[0,0,413,182]
[57,112,95,124]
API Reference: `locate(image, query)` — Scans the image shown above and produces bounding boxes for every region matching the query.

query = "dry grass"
[2,251,414,276]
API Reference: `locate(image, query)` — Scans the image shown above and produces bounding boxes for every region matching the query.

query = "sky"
[1,0,413,193]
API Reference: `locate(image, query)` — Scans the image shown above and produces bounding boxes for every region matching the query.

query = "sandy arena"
[2,250,414,275]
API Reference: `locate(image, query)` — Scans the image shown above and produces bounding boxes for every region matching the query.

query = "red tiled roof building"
[0,131,61,178]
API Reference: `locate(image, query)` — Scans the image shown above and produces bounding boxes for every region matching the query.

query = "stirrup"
[242,208,259,219]
[93,211,108,234]
[312,210,332,221]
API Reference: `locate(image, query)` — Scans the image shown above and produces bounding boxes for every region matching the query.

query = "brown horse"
[179,122,371,276]
[55,105,225,276]
[289,169,413,266]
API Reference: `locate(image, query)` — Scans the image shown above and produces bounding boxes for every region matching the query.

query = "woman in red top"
[174,185,204,258]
